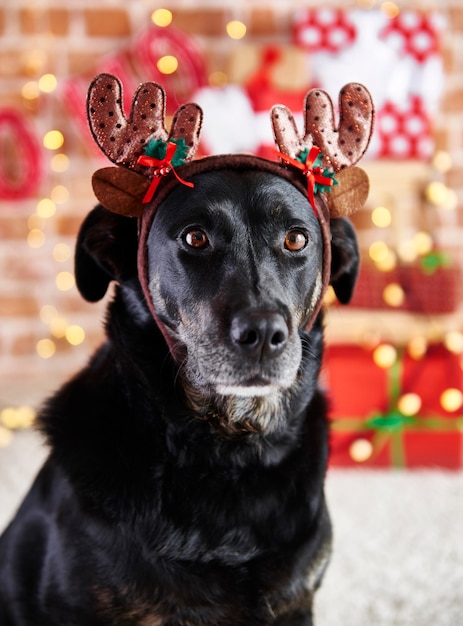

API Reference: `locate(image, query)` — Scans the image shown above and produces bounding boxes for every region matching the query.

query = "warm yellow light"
[349,438,373,462]
[441,189,458,211]
[407,336,428,360]
[1,408,20,429]
[51,185,69,204]
[440,388,463,413]
[38,73,57,93]
[40,304,58,325]
[151,8,173,27]
[209,71,228,87]
[226,20,247,40]
[16,406,36,428]
[56,271,75,291]
[433,151,452,173]
[381,2,400,18]
[371,206,392,228]
[51,153,70,173]
[50,316,68,339]
[36,198,56,218]
[356,0,377,7]
[412,231,433,256]
[37,338,56,359]
[0,427,13,448]
[21,81,40,100]
[375,249,397,272]
[53,243,72,263]
[43,130,64,150]
[157,55,178,75]
[373,344,397,369]
[1,406,35,429]
[65,325,86,346]
[397,240,418,263]
[398,393,422,416]
[426,181,449,206]
[27,229,45,248]
[444,331,463,355]
[369,240,390,264]
[383,283,405,307]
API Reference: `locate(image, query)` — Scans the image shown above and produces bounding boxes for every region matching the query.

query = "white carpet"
[1,430,462,626]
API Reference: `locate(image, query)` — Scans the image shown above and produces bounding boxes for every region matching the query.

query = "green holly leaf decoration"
[143,138,189,167]
[296,148,338,194]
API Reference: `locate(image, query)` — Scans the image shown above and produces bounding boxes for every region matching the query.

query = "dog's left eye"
[284,230,308,252]
[184,229,209,249]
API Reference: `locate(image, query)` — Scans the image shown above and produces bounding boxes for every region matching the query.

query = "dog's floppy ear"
[329,217,360,305]
[75,205,138,302]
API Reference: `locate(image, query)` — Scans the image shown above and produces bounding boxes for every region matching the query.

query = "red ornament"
[0,109,42,200]
[132,25,207,114]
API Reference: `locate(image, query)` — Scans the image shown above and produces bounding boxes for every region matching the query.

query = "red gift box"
[324,344,463,469]
[349,258,462,314]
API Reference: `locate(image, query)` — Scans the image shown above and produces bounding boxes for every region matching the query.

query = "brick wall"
[1,0,462,407]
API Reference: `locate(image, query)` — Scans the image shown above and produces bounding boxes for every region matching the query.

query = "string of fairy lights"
[0,6,252,446]
[1,1,462,457]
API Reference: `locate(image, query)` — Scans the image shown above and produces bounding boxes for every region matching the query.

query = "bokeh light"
[226,20,247,39]
[157,55,178,74]
[43,130,64,150]
[151,9,173,27]
[373,344,397,368]
[36,338,56,359]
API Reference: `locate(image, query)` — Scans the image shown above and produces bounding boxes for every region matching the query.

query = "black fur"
[0,171,359,625]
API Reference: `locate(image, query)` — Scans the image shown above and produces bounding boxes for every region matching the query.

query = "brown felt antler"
[87,74,203,217]
[271,83,374,218]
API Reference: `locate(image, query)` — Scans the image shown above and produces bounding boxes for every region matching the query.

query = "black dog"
[0,169,359,625]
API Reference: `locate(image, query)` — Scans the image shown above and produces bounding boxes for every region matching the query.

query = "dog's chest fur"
[31,308,330,625]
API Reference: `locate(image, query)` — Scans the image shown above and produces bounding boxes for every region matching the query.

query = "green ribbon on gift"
[331,352,463,467]
[420,251,451,274]
[364,355,410,466]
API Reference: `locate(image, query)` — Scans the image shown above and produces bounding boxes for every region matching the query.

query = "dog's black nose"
[230,312,288,359]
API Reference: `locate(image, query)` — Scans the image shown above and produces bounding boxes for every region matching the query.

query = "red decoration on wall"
[132,25,207,114]
[291,8,444,161]
[380,10,442,64]
[376,96,433,159]
[0,109,42,200]
[62,24,208,154]
[293,8,356,54]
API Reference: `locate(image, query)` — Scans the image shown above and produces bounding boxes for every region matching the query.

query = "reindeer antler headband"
[87,73,374,329]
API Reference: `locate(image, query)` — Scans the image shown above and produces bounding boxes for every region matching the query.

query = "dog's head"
[76,174,358,398]
[77,75,372,423]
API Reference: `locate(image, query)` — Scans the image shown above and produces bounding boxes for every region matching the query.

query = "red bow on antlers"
[137,142,194,204]
[274,146,335,216]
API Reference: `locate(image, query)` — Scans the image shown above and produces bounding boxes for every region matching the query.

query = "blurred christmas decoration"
[0,109,43,200]
[348,147,461,313]
[1,3,461,468]
[0,406,36,448]
[292,7,444,160]
[325,343,463,469]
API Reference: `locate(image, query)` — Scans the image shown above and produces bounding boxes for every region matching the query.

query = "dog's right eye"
[184,229,209,249]
[284,229,308,252]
